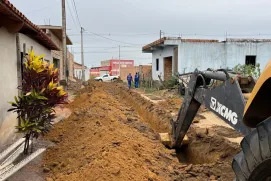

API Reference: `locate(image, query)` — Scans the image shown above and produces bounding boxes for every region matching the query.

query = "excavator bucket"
[243,60,271,127]
[159,133,189,147]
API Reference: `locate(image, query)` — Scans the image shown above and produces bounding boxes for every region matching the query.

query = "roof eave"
[1,0,60,50]
[39,26,73,45]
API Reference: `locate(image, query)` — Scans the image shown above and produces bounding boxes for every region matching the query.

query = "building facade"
[90,59,134,77]
[74,62,90,80]
[143,37,271,81]
[120,65,152,82]
[39,25,74,81]
[0,0,59,149]
[90,66,111,77]
[110,60,134,75]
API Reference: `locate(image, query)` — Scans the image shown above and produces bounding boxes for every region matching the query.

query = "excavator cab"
[233,61,271,181]
[243,60,271,128]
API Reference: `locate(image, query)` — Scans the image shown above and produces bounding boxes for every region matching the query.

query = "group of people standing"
[127,72,139,89]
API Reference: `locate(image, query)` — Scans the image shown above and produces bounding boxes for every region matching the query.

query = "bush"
[8,51,68,154]
[233,63,261,79]
[166,77,178,88]
[165,73,179,88]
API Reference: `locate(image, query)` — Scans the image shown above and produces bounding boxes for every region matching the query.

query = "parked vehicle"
[94,74,119,82]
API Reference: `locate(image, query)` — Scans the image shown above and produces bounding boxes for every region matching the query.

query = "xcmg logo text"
[210,97,238,125]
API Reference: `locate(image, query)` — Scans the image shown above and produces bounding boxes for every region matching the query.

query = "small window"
[245,56,256,66]
[156,59,159,71]
[103,75,108,77]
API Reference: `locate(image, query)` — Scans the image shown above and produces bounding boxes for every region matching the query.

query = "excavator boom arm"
[172,69,253,148]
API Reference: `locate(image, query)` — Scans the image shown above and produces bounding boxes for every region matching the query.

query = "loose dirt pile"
[42,82,241,181]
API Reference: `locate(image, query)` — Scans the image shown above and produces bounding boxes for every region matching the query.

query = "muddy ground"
[41,82,241,181]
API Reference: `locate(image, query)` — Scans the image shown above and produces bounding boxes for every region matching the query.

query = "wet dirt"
[42,82,241,181]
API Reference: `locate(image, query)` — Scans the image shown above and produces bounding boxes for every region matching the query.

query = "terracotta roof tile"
[142,37,167,51]
[0,0,60,50]
[142,37,219,51]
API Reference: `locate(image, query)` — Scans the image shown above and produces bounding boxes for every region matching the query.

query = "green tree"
[233,63,261,79]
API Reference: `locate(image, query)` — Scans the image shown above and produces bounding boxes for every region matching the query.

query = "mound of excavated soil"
[211,125,243,138]
[43,83,181,181]
[42,82,240,181]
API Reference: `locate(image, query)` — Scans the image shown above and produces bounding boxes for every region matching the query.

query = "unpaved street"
[42,82,241,181]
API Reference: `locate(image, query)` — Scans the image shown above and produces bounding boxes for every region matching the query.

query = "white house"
[0,0,59,149]
[74,62,90,80]
[39,25,74,81]
[143,37,271,81]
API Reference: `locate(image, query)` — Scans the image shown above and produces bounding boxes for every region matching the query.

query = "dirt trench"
[116,84,240,163]
[42,82,241,181]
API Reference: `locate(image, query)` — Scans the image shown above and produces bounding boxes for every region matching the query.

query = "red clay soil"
[42,82,240,181]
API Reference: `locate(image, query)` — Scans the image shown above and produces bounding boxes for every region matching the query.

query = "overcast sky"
[10,0,271,67]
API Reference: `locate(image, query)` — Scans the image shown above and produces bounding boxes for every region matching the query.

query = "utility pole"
[118,45,121,76]
[62,0,68,83]
[160,30,162,39]
[81,27,85,81]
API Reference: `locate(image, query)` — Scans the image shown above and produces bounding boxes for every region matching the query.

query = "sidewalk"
[7,92,75,181]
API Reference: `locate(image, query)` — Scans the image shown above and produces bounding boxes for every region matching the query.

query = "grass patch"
[142,87,157,94]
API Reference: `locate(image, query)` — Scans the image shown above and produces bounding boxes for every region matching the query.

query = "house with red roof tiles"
[0,0,60,148]
[143,37,271,81]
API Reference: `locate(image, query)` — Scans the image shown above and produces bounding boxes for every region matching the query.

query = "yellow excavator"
[161,61,271,181]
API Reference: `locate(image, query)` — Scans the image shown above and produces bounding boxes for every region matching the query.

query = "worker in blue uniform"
[134,72,139,88]
[127,73,133,89]
[137,72,140,87]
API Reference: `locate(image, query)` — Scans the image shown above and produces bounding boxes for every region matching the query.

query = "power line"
[25,6,50,14]
[68,33,158,37]
[66,0,79,31]
[166,32,271,37]
[68,32,271,38]
[71,0,81,27]
[81,27,85,81]
[121,57,152,60]
[84,30,141,45]
[71,45,143,49]
[73,50,142,54]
